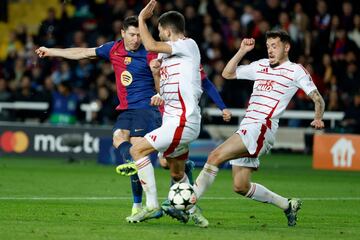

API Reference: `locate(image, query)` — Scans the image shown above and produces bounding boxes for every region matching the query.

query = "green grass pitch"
[1,154,360,240]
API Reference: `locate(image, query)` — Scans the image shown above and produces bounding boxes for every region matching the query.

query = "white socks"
[188,163,219,214]
[193,163,219,199]
[245,183,289,210]
[132,203,142,209]
[135,156,159,209]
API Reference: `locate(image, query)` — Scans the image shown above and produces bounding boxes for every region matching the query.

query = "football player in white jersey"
[119,0,208,227]
[191,30,325,227]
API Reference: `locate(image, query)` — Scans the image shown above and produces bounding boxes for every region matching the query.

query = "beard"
[270,62,280,68]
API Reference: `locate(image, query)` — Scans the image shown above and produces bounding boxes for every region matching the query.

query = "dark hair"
[59,80,72,89]
[122,16,138,30]
[265,30,291,45]
[158,11,185,33]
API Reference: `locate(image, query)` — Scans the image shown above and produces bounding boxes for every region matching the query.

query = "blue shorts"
[113,108,162,137]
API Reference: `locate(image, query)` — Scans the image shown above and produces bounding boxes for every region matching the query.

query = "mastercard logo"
[0,131,29,153]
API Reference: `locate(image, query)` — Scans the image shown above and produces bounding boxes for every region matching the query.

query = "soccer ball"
[168,182,197,211]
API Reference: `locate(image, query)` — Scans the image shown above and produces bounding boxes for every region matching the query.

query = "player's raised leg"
[126,137,163,223]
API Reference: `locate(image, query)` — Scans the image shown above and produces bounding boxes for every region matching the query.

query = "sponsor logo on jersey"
[255,80,274,92]
[124,57,132,65]
[121,70,133,86]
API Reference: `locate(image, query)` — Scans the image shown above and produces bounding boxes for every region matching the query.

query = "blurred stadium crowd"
[0,0,359,131]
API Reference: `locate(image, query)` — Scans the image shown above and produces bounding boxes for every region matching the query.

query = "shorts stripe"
[163,86,186,158]
[254,124,267,156]
[246,124,267,158]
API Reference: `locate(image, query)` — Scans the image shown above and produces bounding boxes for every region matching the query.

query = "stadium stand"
[0,0,359,135]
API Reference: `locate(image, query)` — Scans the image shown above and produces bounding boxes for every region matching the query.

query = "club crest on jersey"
[121,70,133,86]
[255,80,274,92]
[260,67,268,73]
[124,57,132,65]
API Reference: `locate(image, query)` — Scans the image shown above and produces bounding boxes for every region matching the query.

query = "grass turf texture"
[0,154,359,240]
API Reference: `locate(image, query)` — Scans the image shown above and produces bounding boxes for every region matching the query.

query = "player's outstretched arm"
[35,46,97,60]
[201,77,232,122]
[138,0,172,54]
[222,38,255,79]
[308,89,325,129]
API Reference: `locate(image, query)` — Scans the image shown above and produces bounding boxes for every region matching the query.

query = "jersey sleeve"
[294,64,317,95]
[169,39,197,57]
[202,77,227,110]
[235,60,258,80]
[95,41,115,61]
[147,52,158,64]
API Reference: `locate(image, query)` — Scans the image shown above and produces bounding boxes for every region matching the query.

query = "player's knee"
[112,137,120,148]
[233,182,250,196]
[207,150,223,166]
[113,135,126,148]
[113,130,130,148]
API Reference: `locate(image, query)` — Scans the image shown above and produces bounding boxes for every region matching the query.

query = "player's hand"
[150,59,161,73]
[222,109,232,122]
[139,0,157,20]
[239,38,255,53]
[150,93,164,106]
[35,46,51,58]
[310,119,325,129]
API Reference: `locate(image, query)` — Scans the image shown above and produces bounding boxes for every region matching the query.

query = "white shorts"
[145,117,200,159]
[230,122,276,168]
[230,157,260,168]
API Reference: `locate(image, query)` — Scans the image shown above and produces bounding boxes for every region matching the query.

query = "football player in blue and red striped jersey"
[36,16,164,221]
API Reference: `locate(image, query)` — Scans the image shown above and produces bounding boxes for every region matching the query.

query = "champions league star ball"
[168,182,197,211]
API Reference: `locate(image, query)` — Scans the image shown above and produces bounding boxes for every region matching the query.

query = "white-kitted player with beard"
[190,30,326,227]
[120,0,208,227]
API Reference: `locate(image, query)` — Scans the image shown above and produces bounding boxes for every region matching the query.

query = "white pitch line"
[0,196,360,201]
